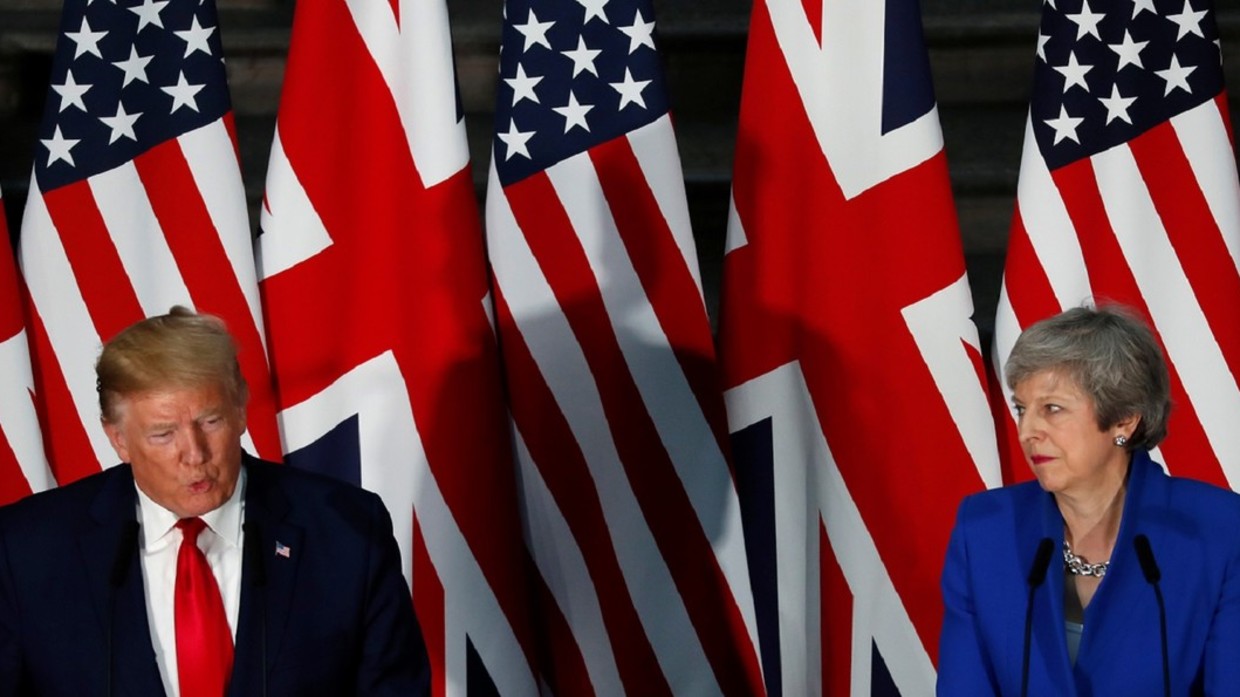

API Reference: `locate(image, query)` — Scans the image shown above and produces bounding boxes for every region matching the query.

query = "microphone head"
[1027,537,1055,587]
[1134,534,1161,584]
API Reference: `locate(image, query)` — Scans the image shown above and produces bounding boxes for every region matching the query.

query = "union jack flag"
[0,186,49,505]
[257,0,541,693]
[717,0,1000,693]
[17,0,280,485]
[484,0,765,693]
[992,0,1240,487]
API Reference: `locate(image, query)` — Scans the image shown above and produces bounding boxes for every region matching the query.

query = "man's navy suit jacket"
[0,455,430,696]
[938,450,1240,696]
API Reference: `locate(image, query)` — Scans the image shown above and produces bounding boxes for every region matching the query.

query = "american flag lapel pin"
[275,541,291,558]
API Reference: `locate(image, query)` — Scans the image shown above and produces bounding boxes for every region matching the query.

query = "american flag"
[17,0,281,482]
[717,0,1000,693]
[0,186,49,505]
[484,0,765,693]
[992,0,1240,487]
[256,0,541,693]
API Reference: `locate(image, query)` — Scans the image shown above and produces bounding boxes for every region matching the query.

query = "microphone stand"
[1022,538,1054,697]
[1134,534,1170,697]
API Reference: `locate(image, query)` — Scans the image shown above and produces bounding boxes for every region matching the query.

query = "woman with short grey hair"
[938,304,1240,696]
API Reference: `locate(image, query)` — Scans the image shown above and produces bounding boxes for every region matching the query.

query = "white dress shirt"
[135,469,245,697]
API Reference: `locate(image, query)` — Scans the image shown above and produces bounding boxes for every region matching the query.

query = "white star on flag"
[98,102,142,143]
[174,17,216,58]
[128,0,169,32]
[161,70,205,112]
[65,17,107,59]
[1065,0,1105,40]
[1166,0,1208,41]
[1155,54,1196,95]
[51,70,91,112]
[552,91,593,132]
[40,125,79,167]
[1044,104,1084,144]
[1131,0,1156,18]
[1053,50,1093,93]
[112,46,153,87]
[514,9,555,52]
[1108,30,1148,70]
[561,36,601,77]
[504,64,543,105]
[619,10,656,53]
[574,0,610,24]
[610,67,650,109]
[497,118,534,160]
[1097,84,1136,124]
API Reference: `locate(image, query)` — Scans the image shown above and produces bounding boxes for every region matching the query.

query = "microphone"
[107,521,140,697]
[243,521,267,697]
[1022,538,1054,697]
[1134,534,1170,697]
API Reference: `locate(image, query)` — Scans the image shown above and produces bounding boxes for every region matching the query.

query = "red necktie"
[175,518,233,697]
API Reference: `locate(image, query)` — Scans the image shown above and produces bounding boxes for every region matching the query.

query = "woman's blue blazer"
[938,450,1240,696]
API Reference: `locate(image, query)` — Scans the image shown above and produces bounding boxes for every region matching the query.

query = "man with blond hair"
[0,306,429,696]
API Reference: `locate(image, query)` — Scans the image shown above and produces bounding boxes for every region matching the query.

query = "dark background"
[2,0,1238,345]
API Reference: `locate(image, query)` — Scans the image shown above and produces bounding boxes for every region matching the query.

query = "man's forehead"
[115,384,235,415]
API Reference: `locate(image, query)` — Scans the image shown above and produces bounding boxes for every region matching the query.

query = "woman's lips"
[1030,454,1054,465]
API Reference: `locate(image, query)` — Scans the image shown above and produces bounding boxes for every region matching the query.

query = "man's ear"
[102,420,131,463]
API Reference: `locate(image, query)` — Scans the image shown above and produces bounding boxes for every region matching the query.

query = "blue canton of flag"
[37,0,230,191]
[1033,0,1223,169]
[493,0,671,186]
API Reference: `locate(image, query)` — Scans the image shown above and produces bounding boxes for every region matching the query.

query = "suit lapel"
[232,460,303,695]
[79,466,167,697]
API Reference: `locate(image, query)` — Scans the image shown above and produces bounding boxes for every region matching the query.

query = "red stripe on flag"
[527,549,597,697]
[0,220,34,504]
[25,307,100,484]
[820,521,851,697]
[1129,121,1240,388]
[412,515,446,697]
[590,136,733,463]
[802,0,824,46]
[222,112,242,169]
[1054,159,1227,487]
[1002,210,1064,331]
[0,227,21,339]
[493,284,670,696]
[133,138,282,461]
[986,358,1028,485]
[505,171,764,696]
[40,183,145,342]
